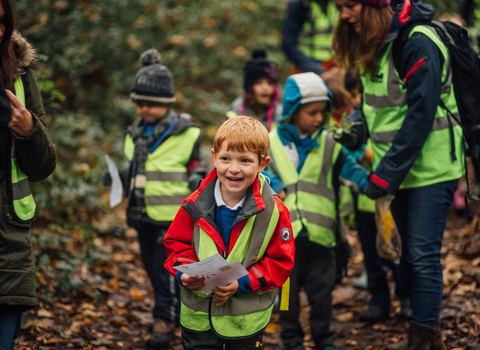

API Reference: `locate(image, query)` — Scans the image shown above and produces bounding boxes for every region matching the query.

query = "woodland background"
[11,1,480,349]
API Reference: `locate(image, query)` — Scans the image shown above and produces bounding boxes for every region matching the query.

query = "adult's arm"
[370,32,444,194]
[282,0,324,75]
[12,68,56,182]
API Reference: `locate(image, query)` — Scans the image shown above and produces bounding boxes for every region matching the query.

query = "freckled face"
[336,0,363,33]
[212,141,269,205]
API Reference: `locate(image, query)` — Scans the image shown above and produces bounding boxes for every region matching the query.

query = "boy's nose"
[229,161,240,173]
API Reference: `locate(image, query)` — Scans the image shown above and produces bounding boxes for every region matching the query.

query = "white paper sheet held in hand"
[174,253,248,295]
[104,155,123,208]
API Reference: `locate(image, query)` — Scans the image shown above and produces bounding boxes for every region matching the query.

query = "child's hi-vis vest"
[269,130,342,247]
[10,76,36,222]
[124,126,200,221]
[180,175,281,338]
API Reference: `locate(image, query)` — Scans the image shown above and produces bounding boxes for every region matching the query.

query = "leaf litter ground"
[15,208,480,349]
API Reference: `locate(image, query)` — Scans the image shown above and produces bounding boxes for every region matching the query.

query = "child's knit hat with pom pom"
[130,48,175,105]
[243,48,278,93]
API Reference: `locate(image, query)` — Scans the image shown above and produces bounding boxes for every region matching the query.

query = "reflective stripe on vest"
[10,77,35,222]
[124,127,201,221]
[269,130,341,247]
[362,25,464,189]
[180,174,280,338]
[298,1,339,62]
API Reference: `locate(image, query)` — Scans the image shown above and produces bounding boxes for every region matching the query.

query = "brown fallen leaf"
[334,312,354,322]
[37,309,54,318]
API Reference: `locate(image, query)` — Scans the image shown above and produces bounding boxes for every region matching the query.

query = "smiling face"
[251,77,275,106]
[135,101,168,124]
[292,101,328,136]
[336,0,363,33]
[212,141,270,207]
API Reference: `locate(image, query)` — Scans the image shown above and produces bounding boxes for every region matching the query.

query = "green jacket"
[0,31,56,309]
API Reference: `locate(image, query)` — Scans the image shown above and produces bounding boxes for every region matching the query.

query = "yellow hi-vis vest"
[298,1,339,62]
[10,76,36,222]
[268,130,342,247]
[124,126,201,221]
[362,25,464,189]
[180,174,280,338]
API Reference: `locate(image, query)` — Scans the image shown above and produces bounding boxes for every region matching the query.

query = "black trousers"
[279,237,336,349]
[182,329,263,350]
[137,221,180,322]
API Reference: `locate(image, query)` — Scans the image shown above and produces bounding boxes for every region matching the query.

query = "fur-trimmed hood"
[11,31,37,71]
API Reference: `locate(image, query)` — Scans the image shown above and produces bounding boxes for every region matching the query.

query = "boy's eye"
[220,157,229,161]
[241,159,252,163]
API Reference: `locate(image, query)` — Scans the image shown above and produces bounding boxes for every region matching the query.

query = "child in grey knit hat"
[103,48,207,349]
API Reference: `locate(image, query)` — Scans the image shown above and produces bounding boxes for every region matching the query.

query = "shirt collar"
[214,179,245,210]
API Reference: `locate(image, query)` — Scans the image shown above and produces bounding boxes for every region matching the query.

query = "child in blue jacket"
[267,72,368,350]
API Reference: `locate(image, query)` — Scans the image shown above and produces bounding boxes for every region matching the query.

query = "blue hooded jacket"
[266,73,368,194]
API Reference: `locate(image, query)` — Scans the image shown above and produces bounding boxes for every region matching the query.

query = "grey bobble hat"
[130,48,176,105]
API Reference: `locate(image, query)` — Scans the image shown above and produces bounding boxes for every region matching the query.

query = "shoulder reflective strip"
[251,266,263,279]
[192,225,200,256]
[300,210,336,232]
[134,174,146,188]
[178,258,196,263]
[280,277,290,311]
[243,178,280,268]
[267,149,279,174]
[370,114,460,144]
[147,194,187,206]
[317,133,336,190]
[12,178,31,199]
[181,287,278,316]
[146,171,188,182]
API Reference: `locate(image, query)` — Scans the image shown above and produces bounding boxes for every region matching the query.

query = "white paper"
[104,155,123,208]
[174,253,248,295]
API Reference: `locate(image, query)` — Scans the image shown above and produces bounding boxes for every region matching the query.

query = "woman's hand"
[6,89,34,137]
[181,274,205,291]
[212,280,239,306]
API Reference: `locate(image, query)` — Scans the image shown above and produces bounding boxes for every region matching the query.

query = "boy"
[163,116,295,349]
[267,72,369,350]
[102,48,206,349]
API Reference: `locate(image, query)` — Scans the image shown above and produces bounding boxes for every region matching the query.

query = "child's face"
[350,88,361,108]
[136,101,168,124]
[212,141,270,203]
[292,101,328,135]
[252,78,275,106]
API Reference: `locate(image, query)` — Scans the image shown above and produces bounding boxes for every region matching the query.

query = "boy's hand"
[181,274,205,291]
[278,190,286,200]
[212,280,239,306]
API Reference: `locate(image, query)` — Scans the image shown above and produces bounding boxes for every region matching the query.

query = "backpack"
[392,20,480,211]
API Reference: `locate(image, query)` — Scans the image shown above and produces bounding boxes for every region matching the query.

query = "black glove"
[102,169,112,187]
[364,181,388,200]
[334,132,358,148]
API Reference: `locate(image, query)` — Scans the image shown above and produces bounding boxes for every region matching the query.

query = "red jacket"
[164,169,295,294]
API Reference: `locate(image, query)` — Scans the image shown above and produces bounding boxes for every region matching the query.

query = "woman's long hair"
[333,5,393,76]
[0,0,17,90]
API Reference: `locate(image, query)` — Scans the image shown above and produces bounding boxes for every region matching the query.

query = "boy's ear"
[258,156,271,173]
[211,148,217,167]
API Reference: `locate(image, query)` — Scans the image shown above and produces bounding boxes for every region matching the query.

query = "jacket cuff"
[369,173,389,189]
[236,275,252,296]
[176,271,184,287]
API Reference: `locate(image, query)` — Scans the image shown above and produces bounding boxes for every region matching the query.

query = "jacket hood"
[388,0,435,41]
[12,31,37,71]
[279,72,332,125]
